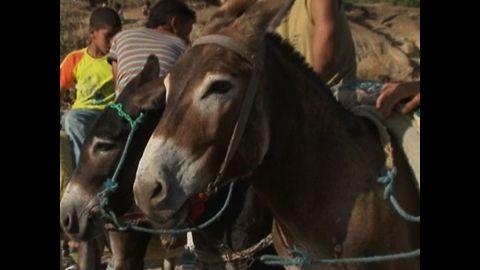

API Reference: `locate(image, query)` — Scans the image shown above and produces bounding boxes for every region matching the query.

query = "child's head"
[89,7,122,55]
[146,0,196,43]
[114,3,122,11]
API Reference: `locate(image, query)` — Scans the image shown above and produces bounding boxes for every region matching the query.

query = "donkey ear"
[137,54,161,85]
[134,78,166,111]
[203,0,258,34]
[212,0,257,20]
[118,55,165,112]
[233,0,294,39]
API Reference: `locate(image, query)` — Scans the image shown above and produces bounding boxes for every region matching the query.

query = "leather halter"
[192,34,256,64]
[187,0,295,196]
[191,35,266,196]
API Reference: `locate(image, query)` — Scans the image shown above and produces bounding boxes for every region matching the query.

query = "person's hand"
[376,81,420,118]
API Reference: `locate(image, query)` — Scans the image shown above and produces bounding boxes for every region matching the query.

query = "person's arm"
[111,60,119,95]
[310,0,337,76]
[60,51,80,104]
[376,81,420,117]
[111,61,118,82]
[107,36,120,95]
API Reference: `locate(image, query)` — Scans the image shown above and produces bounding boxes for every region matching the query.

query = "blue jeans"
[63,109,103,166]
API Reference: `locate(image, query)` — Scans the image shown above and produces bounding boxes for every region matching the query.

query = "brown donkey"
[61,55,168,270]
[60,55,282,269]
[133,1,420,269]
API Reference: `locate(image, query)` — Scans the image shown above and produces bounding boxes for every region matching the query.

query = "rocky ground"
[345,2,420,81]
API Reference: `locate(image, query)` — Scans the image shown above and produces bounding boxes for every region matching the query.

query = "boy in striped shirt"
[108,0,196,96]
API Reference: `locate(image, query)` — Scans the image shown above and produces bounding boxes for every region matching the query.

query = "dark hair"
[146,0,196,29]
[89,7,122,30]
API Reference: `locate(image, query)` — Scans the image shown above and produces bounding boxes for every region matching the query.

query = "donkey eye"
[93,138,116,152]
[203,80,233,98]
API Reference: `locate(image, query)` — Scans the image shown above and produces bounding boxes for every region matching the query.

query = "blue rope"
[97,102,143,229]
[97,103,143,223]
[259,247,419,266]
[341,80,384,95]
[108,103,144,129]
[259,167,421,267]
[377,167,420,222]
[101,182,235,234]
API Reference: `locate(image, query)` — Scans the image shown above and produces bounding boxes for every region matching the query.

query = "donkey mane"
[265,33,337,102]
[262,32,363,136]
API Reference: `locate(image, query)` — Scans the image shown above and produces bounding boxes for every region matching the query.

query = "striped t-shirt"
[108,27,187,95]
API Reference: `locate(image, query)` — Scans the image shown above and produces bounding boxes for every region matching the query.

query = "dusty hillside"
[60,0,420,81]
[345,3,420,81]
[60,1,420,83]
[189,3,420,82]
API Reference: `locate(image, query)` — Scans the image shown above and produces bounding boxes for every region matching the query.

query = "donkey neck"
[260,35,385,175]
[250,35,386,255]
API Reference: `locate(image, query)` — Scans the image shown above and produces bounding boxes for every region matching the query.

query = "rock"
[362,3,420,50]
[398,39,419,57]
[350,22,414,81]
[345,5,370,23]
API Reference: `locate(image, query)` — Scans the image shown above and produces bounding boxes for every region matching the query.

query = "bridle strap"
[189,0,295,196]
[192,35,266,195]
[192,34,255,65]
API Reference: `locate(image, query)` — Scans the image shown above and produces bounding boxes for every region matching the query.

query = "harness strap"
[351,105,420,222]
[263,219,419,267]
[191,35,266,195]
[351,105,394,169]
[191,0,295,198]
[192,35,255,65]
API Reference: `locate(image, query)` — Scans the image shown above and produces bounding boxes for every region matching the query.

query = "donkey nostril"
[150,181,163,200]
[62,214,71,229]
[61,213,79,234]
[148,177,169,206]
